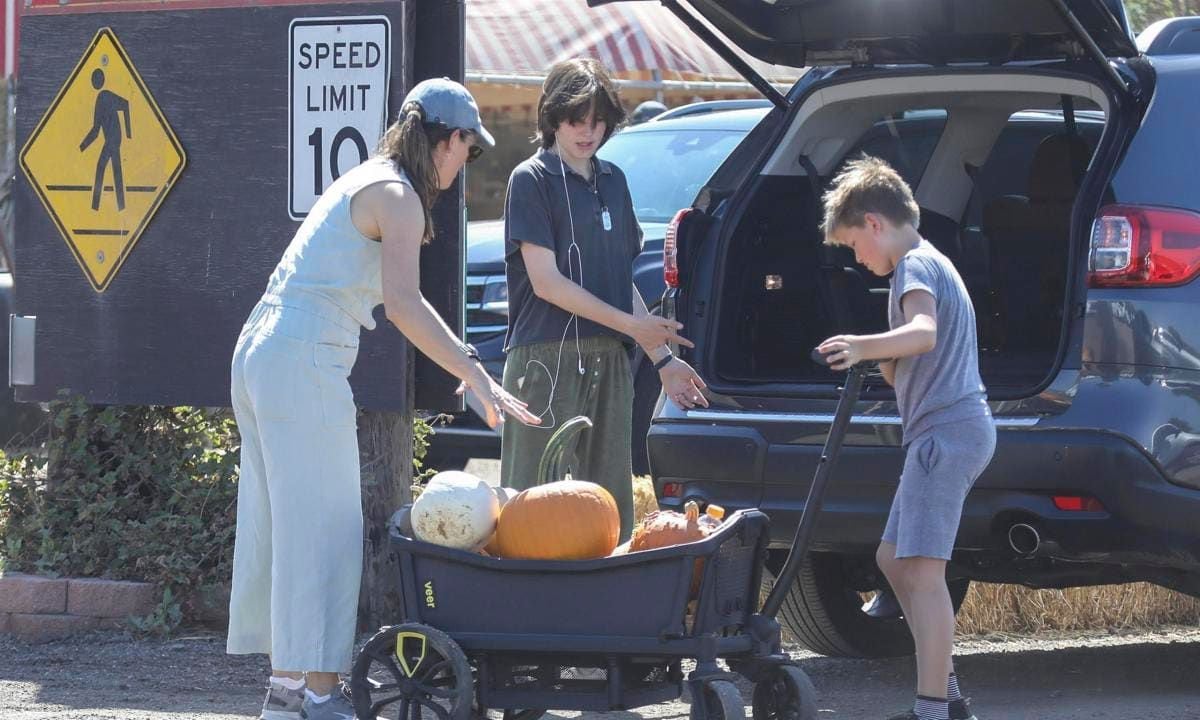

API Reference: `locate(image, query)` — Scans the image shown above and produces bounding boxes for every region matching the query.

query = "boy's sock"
[914,695,950,720]
[304,688,331,704]
[270,676,305,691]
[946,673,962,701]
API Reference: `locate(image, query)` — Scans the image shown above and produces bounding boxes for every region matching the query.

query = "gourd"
[623,501,725,593]
[410,471,500,551]
[493,417,620,560]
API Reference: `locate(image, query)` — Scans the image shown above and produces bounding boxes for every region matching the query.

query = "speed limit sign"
[288,16,391,220]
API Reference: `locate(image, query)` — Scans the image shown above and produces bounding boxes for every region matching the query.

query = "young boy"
[817,156,995,720]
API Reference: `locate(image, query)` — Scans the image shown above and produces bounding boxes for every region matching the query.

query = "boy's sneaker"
[300,685,357,720]
[950,698,978,720]
[260,682,305,720]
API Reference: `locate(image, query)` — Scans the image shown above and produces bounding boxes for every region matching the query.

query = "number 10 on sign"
[289,16,391,220]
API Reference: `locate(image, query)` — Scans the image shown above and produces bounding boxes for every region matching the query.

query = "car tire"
[631,358,660,476]
[763,551,970,658]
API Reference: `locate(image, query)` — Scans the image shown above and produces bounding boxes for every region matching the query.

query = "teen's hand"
[628,315,694,351]
[817,335,863,371]
[458,366,541,429]
[660,358,708,410]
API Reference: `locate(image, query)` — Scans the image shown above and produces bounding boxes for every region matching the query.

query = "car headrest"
[1029,133,1090,205]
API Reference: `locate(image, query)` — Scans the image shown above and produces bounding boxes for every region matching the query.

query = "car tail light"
[661,482,683,498]
[1052,495,1106,512]
[664,208,692,289]
[1089,205,1200,287]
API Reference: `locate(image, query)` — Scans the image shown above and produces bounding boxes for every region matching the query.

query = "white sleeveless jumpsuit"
[226,158,409,672]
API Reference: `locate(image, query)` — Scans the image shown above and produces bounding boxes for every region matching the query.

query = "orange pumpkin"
[628,501,722,594]
[494,479,620,560]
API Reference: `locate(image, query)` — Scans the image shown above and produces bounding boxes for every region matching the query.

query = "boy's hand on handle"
[817,334,863,371]
[629,315,694,351]
[660,358,709,410]
[457,366,541,429]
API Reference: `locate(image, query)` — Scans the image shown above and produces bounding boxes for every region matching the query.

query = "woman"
[227,78,539,720]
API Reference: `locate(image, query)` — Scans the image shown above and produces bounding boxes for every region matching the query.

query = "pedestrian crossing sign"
[20,27,186,292]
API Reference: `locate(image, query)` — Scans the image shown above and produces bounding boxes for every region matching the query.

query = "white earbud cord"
[519,147,587,430]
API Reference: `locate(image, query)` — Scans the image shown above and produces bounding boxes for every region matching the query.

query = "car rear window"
[598,128,747,224]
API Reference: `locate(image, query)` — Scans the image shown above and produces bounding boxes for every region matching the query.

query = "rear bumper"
[647,420,1200,573]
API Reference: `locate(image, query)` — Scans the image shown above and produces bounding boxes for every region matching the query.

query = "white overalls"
[226,158,408,672]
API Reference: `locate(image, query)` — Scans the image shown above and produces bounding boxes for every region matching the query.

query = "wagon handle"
[536,415,593,485]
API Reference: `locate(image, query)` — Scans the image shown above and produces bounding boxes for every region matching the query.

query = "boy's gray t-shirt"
[888,239,991,444]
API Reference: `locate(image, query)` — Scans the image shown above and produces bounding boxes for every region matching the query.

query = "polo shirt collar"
[536,147,614,179]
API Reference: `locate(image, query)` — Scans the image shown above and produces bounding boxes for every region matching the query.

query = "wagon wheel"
[751,665,818,720]
[690,679,746,720]
[350,623,474,720]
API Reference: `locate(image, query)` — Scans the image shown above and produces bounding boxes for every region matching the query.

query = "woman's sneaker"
[300,685,357,720]
[260,681,305,720]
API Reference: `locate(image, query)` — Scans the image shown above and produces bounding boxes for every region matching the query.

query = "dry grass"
[956,582,1200,635]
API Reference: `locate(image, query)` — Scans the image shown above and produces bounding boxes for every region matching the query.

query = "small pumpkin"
[628,501,723,594]
[493,416,621,560]
[410,471,500,551]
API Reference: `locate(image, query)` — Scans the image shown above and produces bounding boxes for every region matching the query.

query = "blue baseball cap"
[403,77,495,148]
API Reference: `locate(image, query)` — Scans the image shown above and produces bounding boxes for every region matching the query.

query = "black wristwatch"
[462,343,482,362]
[653,351,675,371]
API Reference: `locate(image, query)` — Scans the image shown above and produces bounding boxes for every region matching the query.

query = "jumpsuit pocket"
[313,342,359,428]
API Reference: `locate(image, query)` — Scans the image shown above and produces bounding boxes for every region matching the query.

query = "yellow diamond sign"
[20,28,186,292]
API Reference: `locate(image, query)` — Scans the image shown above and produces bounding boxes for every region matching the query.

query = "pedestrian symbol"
[20,28,186,292]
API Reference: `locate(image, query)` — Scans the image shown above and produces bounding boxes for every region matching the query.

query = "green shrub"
[0,395,239,634]
[0,393,437,635]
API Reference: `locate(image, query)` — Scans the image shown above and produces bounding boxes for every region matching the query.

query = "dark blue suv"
[621,0,1200,657]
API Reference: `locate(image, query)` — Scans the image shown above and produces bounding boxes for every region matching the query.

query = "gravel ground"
[1,626,1198,719]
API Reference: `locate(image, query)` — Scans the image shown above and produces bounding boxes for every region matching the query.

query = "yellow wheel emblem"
[395,631,428,678]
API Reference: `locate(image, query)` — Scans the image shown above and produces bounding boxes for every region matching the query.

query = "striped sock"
[947,673,963,701]
[914,695,950,720]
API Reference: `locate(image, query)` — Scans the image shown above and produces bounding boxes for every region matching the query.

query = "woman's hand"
[458,365,541,429]
[660,358,708,410]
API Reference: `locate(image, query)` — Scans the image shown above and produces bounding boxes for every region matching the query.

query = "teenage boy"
[500,58,707,540]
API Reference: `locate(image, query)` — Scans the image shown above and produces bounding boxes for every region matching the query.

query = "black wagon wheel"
[690,679,746,720]
[350,623,474,720]
[751,665,818,720]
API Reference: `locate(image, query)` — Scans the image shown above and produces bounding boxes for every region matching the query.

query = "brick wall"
[0,573,158,642]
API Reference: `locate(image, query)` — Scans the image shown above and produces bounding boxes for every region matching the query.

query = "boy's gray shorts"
[882,416,996,560]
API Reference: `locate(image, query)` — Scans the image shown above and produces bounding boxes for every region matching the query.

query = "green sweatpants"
[500,335,635,541]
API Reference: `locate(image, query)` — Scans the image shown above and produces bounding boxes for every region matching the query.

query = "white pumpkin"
[410,471,500,550]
